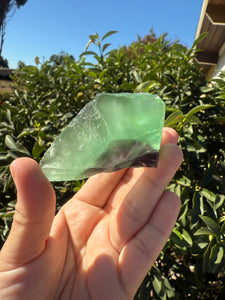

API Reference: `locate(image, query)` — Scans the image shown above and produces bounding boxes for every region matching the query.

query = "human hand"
[0,127,183,300]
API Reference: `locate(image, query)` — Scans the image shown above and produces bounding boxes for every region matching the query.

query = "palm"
[55,199,127,299]
[0,128,183,300]
[45,168,150,299]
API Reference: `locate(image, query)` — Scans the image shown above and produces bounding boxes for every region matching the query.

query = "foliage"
[0,55,8,67]
[17,60,25,69]
[1,30,225,299]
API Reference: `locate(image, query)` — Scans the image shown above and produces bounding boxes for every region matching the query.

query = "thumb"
[0,157,56,270]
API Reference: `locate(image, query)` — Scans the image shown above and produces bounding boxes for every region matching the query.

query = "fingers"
[118,191,181,297]
[109,143,183,252]
[161,127,179,145]
[76,127,179,208]
[0,158,56,271]
[75,168,127,207]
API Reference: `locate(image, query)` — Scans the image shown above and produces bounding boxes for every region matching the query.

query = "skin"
[0,127,183,300]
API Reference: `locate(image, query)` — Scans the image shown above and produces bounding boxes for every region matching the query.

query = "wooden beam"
[196,52,218,64]
[207,5,225,24]
[195,0,209,39]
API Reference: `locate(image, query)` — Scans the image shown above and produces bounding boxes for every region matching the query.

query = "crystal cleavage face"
[40,93,165,181]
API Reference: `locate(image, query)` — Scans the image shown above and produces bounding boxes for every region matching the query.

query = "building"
[195,0,225,78]
[0,68,15,80]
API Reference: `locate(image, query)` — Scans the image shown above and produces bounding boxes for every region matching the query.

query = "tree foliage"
[0,55,8,67]
[0,0,28,56]
[1,30,225,299]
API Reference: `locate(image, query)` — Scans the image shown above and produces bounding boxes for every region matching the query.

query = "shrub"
[0,30,225,299]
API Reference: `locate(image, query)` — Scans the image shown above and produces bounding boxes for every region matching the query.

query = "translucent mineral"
[40,93,165,181]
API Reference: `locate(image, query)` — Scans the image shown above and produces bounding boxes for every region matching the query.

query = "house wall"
[213,43,225,77]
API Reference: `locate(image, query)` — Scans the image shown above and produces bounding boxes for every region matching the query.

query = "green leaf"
[181,228,193,246]
[152,276,166,299]
[164,277,175,298]
[164,110,183,127]
[118,82,136,91]
[191,193,203,228]
[6,109,12,124]
[135,81,158,93]
[8,150,30,159]
[215,116,225,125]
[178,197,189,226]
[194,227,215,236]
[187,115,203,125]
[170,228,188,253]
[209,244,224,273]
[131,70,142,83]
[0,167,9,179]
[163,73,177,85]
[203,199,217,221]
[203,237,216,273]
[151,268,166,299]
[198,242,209,249]
[5,135,19,151]
[0,154,8,161]
[200,188,216,202]
[200,216,219,236]
[177,176,191,187]
[0,212,14,219]
[32,136,46,160]
[200,86,215,93]
[101,30,118,41]
[3,173,12,193]
[80,51,99,57]
[185,105,214,122]
[220,221,225,235]
[135,81,150,92]
[85,39,93,51]
[89,33,99,43]
[216,194,225,210]
[192,32,208,48]
[17,129,37,139]
[102,43,111,53]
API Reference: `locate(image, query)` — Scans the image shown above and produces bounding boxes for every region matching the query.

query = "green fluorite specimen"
[40,93,165,181]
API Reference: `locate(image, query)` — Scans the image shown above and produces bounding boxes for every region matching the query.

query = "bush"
[0,30,225,298]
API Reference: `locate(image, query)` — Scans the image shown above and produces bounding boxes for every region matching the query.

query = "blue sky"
[2,0,204,68]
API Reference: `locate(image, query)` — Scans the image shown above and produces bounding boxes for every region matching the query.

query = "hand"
[0,127,183,300]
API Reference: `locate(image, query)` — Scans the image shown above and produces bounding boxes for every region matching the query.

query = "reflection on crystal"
[40,93,165,181]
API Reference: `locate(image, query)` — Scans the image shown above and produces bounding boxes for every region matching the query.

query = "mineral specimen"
[40,93,165,181]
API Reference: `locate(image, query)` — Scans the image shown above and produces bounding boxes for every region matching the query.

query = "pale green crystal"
[40,93,165,181]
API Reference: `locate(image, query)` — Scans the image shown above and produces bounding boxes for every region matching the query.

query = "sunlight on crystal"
[40,93,165,181]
